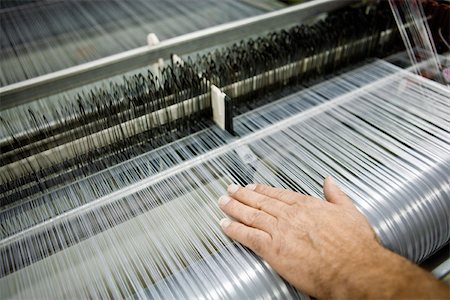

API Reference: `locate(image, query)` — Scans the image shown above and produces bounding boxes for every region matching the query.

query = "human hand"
[218,177,449,299]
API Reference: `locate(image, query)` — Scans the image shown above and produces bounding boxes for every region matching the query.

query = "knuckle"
[256,196,270,209]
[247,211,263,226]
[283,205,298,218]
[237,187,250,197]
[252,184,261,192]
[228,200,238,212]
[295,194,309,202]
[228,223,241,238]
[222,223,234,236]
[257,185,269,193]
[276,189,289,198]
[246,232,263,254]
[255,197,265,209]
[222,201,235,215]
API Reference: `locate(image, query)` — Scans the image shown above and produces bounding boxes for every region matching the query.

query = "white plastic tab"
[147,33,160,46]
[211,85,226,130]
[147,33,164,69]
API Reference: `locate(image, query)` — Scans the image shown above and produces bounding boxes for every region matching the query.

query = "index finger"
[227,184,287,217]
[220,218,271,257]
[245,183,312,205]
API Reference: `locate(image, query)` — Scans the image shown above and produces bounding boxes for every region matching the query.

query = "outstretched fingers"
[220,218,271,256]
[219,195,277,233]
[245,183,310,205]
[227,184,287,216]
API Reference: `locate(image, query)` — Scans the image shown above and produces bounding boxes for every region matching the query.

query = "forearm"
[331,246,449,299]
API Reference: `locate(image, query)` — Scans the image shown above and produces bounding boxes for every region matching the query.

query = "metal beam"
[0,0,355,110]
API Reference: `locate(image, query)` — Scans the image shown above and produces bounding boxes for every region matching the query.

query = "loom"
[0,0,449,298]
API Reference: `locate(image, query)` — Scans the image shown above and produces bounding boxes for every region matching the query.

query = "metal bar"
[432,258,450,279]
[0,0,355,110]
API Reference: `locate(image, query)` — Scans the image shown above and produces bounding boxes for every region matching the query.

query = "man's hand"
[218,177,449,299]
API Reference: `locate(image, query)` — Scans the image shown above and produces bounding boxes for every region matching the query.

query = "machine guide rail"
[0,0,354,110]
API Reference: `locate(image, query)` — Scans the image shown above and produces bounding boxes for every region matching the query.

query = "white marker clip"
[211,85,226,130]
[147,33,164,70]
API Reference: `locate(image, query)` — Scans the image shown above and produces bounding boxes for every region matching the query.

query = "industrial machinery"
[0,0,449,298]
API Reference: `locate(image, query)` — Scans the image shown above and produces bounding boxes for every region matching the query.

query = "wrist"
[328,244,448,300]
[328,243,401,299]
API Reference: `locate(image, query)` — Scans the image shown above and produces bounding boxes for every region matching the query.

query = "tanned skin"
[218,177,449,299]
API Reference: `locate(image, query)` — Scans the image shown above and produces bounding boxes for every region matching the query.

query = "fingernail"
[218,195,231,207]
[246,183,256,191]
[227,183,240,194]
[220,218,231,229]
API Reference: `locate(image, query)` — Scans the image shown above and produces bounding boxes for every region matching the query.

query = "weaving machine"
[0,0,449,298]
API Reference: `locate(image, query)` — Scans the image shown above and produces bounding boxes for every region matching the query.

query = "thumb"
[323,177,354,207]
